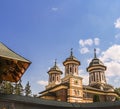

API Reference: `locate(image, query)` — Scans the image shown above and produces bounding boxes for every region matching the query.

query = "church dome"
[89,58,104,67]
[87,49,106,71]
[63,49,80,65]
[47,60,63,74]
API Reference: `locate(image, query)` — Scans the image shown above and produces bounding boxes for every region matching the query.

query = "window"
[52,76,54,81]
[57,76,59,81]
[70,67,72,72]
[74,80,78,85]
[74,90,80,95]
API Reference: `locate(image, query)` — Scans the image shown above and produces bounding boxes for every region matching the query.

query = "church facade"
[39,49,118,103]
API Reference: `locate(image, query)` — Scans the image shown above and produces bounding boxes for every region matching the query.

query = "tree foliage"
[115,96,120,101]
[0,81,13,94]
[115,87,120,96]
[0,80,33,97]
[24,81,32,96]
[14,80,24,95]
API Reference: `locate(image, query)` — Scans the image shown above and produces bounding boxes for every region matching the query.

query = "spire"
[70,48,73,56]
[94,48,97,58]
[54,59,57,67]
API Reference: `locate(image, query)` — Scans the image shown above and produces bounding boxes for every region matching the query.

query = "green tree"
[14,80,23,95]
[24,81,32,96]
[0,81,13,94]
[115,88,120,96]
[115,96,120,101]
[93,94,100,102]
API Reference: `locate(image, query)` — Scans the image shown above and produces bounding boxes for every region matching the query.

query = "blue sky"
[1,0,120,95]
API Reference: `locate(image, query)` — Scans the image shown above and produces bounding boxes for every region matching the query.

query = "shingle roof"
[0,42,30,63]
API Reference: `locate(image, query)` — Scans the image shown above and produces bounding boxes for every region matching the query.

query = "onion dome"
[63,48,80,65]
[47,60,63,74]
[87,49,106,72]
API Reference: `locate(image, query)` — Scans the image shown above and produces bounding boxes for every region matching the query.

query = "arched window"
[52,76,54,81]
[57,76,59,81]
[70,67,72,72]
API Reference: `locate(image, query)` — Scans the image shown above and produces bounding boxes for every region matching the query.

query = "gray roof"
[0,42,30,63]
[0,93,120,108]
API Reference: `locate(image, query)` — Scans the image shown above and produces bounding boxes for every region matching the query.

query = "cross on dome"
[70,48,73,56]
[94,48,97,58]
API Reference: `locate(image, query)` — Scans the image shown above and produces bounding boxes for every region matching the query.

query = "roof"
[0,42,31,82]
[47,60,63,74]
[87,49,106,71]
[83,84,114,92]
[63,49,80,65]
[39,82,68,95]
[0,42,30,62]
[1,93,120,108]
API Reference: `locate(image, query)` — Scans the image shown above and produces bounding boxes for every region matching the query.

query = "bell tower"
[62,49,83,103]
[63,48,80,77]
[87,49,107,89]
[46,60,63,89]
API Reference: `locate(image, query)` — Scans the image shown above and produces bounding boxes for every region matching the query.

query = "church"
[39,49,118,103]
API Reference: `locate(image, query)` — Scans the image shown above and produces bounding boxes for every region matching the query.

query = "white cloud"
[79,38,100,54]
[114,18,120,29]
[80,47,89,54]
[51,8,58,11]
[94,38,100,45]
[79,39,93,47]
[79,69,89,85]
[37,80,48,86]
[100,44,120,62]
[85,39,93,46]
[79,38,100,47]
[105,62,120,77]
[81,74,89,85]
[100,44,120,77]
[79,40,85,47]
